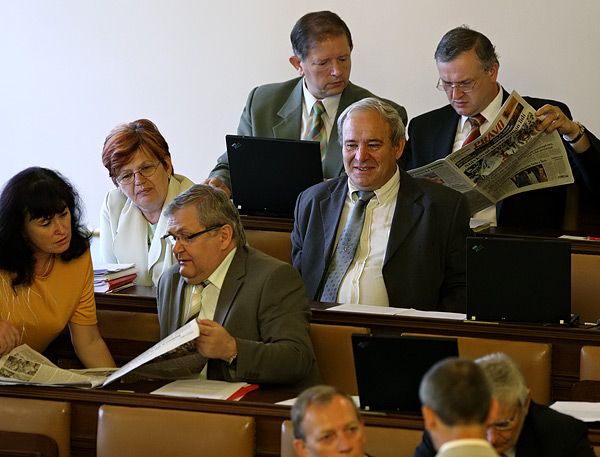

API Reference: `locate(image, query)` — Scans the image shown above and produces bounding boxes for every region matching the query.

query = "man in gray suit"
[205,10,407,196]
[157,184,320,388]
[292,98,470,312]
[419,358,499,457]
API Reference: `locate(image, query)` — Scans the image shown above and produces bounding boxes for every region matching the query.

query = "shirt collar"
[347,166,400,205]
[204,247,237,290]
[302,79,342,120]
[459,83,504,132]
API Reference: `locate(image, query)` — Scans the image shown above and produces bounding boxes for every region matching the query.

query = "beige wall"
[2,0,598,228]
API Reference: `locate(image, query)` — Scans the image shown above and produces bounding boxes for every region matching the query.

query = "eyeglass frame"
[488,404,524,432]
[436,77,480,93]
[115,161,163,185]
[161,224,225,245]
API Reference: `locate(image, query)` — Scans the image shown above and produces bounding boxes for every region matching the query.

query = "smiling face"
[116,149,172,223]
[342,110,404,191]
[436,48,499,117]
[294,395,366,457]
[25,207,72,258]
[290,34,351,99]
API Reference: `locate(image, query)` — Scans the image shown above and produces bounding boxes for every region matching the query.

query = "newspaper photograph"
[0,319,203,388]
[408,91,574,213]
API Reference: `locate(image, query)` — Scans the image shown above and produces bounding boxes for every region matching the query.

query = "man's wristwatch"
[564,122,586,144]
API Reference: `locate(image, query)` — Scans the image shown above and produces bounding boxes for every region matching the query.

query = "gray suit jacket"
[156,246,321,389]
[209,77,408,188]
[292,170,471,312]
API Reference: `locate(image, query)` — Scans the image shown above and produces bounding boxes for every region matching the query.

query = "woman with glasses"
[0,167,115,367]
[100,119,194,286]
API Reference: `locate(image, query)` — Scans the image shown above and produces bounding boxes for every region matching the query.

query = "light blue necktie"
[319,191,376,302]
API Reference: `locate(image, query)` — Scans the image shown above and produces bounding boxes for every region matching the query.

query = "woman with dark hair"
[0,167,115,367]
[100,119,193,286]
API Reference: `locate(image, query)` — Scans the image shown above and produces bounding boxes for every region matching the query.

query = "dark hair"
[102,118,173,186]
[434,26,499,71]
[290,11,353,61]
[419,357,491,426]
[164,184,247,247]
[291,385,361,440]
[0,167,90,287]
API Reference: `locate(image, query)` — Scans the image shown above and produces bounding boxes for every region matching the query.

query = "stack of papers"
[151,379,259,401]
[93,262,137,293]
[550,401,600,422]
[327,303,466,321]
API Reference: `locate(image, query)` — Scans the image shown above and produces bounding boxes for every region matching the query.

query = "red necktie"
[462,114,486,147]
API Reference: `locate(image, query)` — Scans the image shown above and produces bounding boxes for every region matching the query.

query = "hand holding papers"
[408,91,574,214]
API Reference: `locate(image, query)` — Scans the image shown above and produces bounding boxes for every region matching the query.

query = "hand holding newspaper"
[408,91,574,214]
[0,320,205,388]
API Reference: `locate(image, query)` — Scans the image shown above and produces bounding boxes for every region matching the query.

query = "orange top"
[0,249,97,352]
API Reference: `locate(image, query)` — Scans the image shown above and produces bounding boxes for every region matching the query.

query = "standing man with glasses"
[403,26,600,230]
[156,184,320,388]
[205,10,406,197]
[414,352,595,457]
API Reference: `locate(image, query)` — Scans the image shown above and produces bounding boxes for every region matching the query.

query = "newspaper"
[408,91,574,213]
[0,319,205,388]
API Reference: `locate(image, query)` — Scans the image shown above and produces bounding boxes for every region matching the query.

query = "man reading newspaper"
[404,26,600,230]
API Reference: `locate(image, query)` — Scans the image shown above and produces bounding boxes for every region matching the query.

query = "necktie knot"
[355,190,375,204]
[469,113,486,129]
[312,100,325,116]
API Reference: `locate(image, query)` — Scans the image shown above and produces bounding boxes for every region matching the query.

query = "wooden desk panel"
[0,384,421,457]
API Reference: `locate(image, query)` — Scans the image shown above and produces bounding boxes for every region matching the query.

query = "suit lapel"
[212,247,247,325]
[384,171,424,265]
[319,179,348,266]
[273,78,303,139]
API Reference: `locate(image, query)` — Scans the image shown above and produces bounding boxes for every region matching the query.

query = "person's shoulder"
[529,402,587,430]
[410,104,456,127]
[303,176,347,198]
[103,186,127,208]
[522,95,570,115]
[158,263,181,288]
[250,77,302,97]
[171,174,194,191]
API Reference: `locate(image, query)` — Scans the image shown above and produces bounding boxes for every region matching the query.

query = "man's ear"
[218,224,234,249]
[395,138,406,161]
[293,438,307,457]
[289,55,304,76]
[422,405,437,432]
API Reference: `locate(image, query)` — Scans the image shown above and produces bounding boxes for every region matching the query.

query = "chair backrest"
[96,404,255,457]
[458,337,552,404]
[0,397,70,457]
[580,345,600,380]
[245,229,292,264]
[309,323,370,395]
[571,253,600,323]
[280,419,422,457]
[0,431,58,457]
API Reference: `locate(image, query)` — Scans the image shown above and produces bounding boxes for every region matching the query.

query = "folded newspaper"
[408,91,574,213]
[0,320,205,388]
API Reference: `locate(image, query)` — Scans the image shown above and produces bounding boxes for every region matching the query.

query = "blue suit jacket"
[292,170,471,312]
[404,90,600,229]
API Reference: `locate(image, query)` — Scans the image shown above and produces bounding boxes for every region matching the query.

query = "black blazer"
[292,170,471,312]
[404,90,600,229]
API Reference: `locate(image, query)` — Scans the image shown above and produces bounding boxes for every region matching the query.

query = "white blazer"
[99,174,194,286]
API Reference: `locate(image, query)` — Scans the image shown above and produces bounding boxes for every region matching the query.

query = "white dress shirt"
[335,168,400,306]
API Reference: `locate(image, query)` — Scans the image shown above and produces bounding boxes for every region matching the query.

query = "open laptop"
[226,135,324,217]
[352,334,458,413]
[466,236,571,325]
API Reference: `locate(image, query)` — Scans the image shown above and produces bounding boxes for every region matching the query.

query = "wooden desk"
[94,289,600,401]
[0,382,421,457]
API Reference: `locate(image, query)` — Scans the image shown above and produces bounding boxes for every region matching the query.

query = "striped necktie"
[462,113,486,147]
[304,100,327,158]
[185,281,208,323]
[319,190,376,302]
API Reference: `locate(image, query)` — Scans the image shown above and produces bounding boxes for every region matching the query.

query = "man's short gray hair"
[291,385,360,441]
[164,184,246,247]
[337,97,406,148]
[476,352,530,408]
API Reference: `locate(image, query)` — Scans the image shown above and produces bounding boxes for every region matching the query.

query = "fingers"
[0,320,21,356]
[536,104,569,135]
[195,320,235,360]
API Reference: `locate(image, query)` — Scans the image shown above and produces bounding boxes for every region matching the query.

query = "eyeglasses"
[489,407,521,431]
[116,162,161,185]
[436,78,478,93]
[161,224,224,245]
